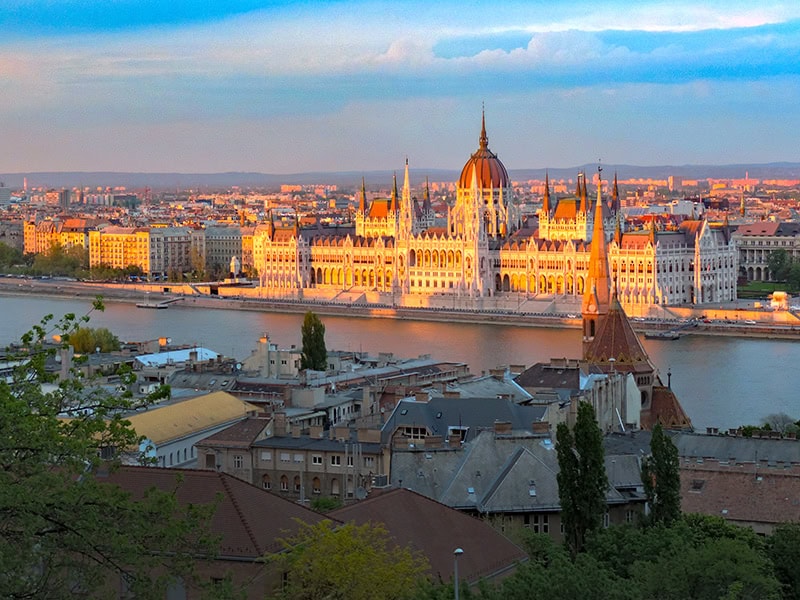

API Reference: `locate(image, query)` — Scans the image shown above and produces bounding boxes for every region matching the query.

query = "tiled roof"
[735,222,781,236]
[196,415,271,448]
[330,487,527,583]
[641,386,693,431]
[125,391,259,445]
[103,466,330,558]
[680,462,800,526]
[584,296,652,370]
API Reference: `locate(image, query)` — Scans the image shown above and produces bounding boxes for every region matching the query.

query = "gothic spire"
[390,172,398,213]
[612,172,620,213]
[359,176,367,214]
[479,105,488,150]
[542,171,551,216]
[649,216,657,244]
[423,176,432,211]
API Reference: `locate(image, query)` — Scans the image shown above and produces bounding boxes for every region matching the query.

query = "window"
[280,452,291,462]
[524,514,549,534]
[312,455,323,465]
[293,454,303,463]
[347,456,354,467]
[312,477,321,494]
[262,474,271,490]
[625,510,635,524]
[364,456,375,468]
[330,455,341,466]
[233,455,243,469]
[603,512,610,528]
[294,476,301,492]
[280,475,289,492]
[261,451,272,461]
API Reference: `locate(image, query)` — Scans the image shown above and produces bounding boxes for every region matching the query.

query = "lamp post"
[453,547,464,600]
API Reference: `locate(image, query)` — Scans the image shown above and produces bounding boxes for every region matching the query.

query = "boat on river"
[644,330,680,340]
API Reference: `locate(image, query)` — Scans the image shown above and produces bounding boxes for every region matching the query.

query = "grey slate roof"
[391,430,644,515]
[381,397,547,445]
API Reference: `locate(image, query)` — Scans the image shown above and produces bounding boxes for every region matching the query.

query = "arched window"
[280,475,289,492]
[262,474,271,490]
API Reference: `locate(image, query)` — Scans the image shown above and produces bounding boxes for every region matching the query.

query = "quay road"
[2,276,799,340]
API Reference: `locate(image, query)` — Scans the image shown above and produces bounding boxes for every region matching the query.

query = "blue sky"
[2,0,800,174]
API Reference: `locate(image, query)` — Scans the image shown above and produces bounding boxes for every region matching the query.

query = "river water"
[1,294,797,431]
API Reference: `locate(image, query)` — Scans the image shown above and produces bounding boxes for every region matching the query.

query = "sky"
[2,0,800,174]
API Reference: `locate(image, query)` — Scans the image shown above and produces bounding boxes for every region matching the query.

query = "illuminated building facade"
[253,115,737,309]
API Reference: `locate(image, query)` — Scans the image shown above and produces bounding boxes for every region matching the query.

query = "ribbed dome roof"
[458,112,510,190]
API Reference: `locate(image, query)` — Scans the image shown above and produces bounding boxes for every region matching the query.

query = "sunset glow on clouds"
[2,0,800,173]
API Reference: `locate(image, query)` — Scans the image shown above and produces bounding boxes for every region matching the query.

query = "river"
[1,294,797,432]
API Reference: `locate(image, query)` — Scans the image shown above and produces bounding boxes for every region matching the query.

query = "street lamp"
[453,547,464,600]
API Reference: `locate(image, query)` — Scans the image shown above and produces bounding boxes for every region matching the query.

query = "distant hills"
[2,163,800,191]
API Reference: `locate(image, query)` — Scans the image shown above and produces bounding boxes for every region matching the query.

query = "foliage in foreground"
[0,303,222,599]
[432,516,789,600]
[268,519,429,600]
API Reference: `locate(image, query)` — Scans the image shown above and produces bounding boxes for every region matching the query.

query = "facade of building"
[88,225,196,278]
[253,115,737,309]
[733,221,800,282]
[23,218,94,254]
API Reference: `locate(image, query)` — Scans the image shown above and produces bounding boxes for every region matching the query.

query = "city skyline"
[2,1,800,174]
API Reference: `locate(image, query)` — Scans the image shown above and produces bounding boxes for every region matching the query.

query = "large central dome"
[458,112,510,190]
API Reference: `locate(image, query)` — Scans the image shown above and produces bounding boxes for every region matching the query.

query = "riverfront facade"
[253,114,737,309]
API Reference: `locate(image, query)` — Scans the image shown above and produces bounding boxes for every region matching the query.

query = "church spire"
[649,216,657,244]
[614,210,622,245]
[582,167,611,355]
[612,172,620,213]
[542,171,551,216]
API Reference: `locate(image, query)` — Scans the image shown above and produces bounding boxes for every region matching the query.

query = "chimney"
[531,421,550,435]
[309,425,324,439]
[494,421,512,435]
[443,390,461,399]
[489,367,507,380]
[273,412,287,437]
[414,391,429,403]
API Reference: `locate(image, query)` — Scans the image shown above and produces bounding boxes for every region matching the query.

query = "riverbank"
[3,277,800,340]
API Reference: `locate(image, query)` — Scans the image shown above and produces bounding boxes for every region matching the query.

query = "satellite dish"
[236,363,242,370]
[355,487,367,500]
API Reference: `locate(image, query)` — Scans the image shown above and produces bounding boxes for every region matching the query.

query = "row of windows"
[258,451,375,468]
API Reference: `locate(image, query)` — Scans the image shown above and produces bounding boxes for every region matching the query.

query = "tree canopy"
[0,304,220,599]
[641,423,681,526]
[67,326,121,353]
[300,311,327,371]
[556,401,608,556]
[269,519,429,600]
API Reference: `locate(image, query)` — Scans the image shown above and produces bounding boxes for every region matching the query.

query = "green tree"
[0,305,220,599]
[556,401,608,557]
[641,423,681,526]
[300,311,327,371]
[768,249,791,282]
[269,519,429,600]
[788,262,800,292]
[67,326,121,353]
[767,522,800,599]
[0,241,24,268]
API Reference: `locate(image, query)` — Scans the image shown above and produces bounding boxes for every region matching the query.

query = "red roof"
[330,487,526,583]
[103,466,329,558]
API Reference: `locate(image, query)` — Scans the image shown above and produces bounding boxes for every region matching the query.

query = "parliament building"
[253,114,737,310]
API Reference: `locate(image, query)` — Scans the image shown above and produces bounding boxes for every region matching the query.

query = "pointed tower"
[399,158,415,238]
[542,171,551,216]
[614,211,622,245]
[612,172,620,213]
[421,176,434,228]
[390,172,398,214]
[649,217,657,245]
[358,177,367,215]
[582,171,611,356]
[580,172,589,214]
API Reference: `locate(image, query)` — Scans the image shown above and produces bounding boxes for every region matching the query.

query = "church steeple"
[582,167,611,356]
[612,172,620,213]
